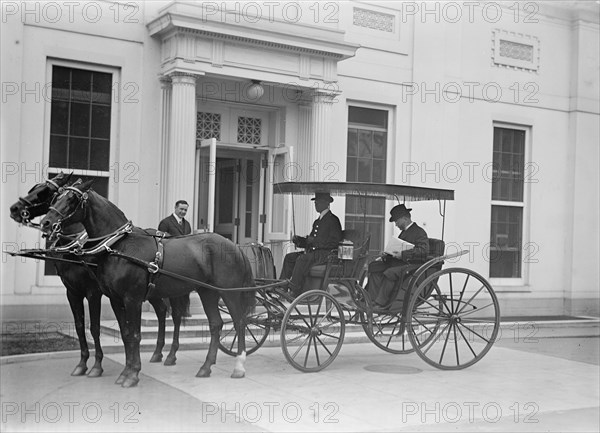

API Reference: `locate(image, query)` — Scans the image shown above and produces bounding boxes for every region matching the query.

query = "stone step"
[89,314,599,355]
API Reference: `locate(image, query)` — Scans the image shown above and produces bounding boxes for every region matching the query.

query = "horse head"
[9,172,73,225]
[40,179,94,240]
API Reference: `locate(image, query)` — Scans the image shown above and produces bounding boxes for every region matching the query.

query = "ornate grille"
[196,112,221,141]
[353,7,394,33]
[499,40,534,62]
[237,116,262,145]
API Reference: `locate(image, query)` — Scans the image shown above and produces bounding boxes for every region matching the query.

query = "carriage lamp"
[246,80,264,99]
[338,239,354,260]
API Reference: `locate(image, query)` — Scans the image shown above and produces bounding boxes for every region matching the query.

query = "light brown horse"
[40,181,255,387]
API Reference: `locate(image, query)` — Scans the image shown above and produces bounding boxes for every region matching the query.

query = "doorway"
[213,154,262,244]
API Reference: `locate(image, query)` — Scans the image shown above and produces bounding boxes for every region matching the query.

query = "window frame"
[489,122,532,288]
[345,104,392,255]
[40,59,120,286]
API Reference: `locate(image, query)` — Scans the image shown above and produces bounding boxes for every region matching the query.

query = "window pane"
[492,127,525,202]
[91,105,111,139]
[49,135,67,167]
[489,205,523,278]
[372,159,385,183]
[50,101,69,135]
[348,106,387,128]
[346,156,357,181]
[357,158,371,182]
[70,102,90,137]
[68,137,89,170]
[90,139,110,171]
[373,131,386,158]
[347,129,357,157]
[358,130,372,158]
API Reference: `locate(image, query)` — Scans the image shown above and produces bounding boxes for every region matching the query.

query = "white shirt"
[172,213,184,224]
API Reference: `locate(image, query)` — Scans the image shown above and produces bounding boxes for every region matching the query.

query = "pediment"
[148,2,360,84]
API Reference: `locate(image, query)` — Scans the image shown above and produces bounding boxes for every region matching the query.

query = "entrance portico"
[148,1,359,249]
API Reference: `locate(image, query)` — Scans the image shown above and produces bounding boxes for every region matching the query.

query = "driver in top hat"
[279,192,343,297]
[367,204,429,310]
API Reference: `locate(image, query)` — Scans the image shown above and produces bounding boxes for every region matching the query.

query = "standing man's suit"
[158,215,191,236]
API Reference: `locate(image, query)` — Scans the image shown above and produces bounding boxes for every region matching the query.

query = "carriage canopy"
[273,182,454,202]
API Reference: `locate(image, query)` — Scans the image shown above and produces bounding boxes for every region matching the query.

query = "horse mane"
[86,189,129,225]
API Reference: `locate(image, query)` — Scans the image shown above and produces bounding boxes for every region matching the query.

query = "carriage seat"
[303,229,370,291]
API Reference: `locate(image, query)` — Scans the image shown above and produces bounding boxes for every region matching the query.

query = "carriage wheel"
[218,296,271,356]
[361,284,442,354]
[407,268,500,370]
[280,290,345,373]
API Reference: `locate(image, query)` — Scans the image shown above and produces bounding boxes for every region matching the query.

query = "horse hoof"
[121,377,139,388]
[163,357,176,366]
[71,366,88,376]
[196,368,211,378]
[231,369,245,379]
[115,375,126,385]
[149,353,163,363]
[87,367,104,378]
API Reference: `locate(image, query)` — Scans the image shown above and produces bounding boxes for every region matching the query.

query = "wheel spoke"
[290,332,311,360]
[457,321,492,344]
[453,322,459,366]
[455,323,478,358]
[456,285,486,315]
[420,321,451,355]
[313,337,322,365]
[457,302,496,318]
[438,322,452,364]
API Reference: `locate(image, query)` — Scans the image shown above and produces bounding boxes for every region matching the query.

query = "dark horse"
[40,180,256,387]
[9,173,190,377]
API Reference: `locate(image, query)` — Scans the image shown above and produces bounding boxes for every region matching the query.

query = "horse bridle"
[17,179,63,227]
[47,186,89,240]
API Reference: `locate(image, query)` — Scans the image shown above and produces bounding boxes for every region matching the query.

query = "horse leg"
[86,289,104,377]
[164,295,188,366]
[120,299,143,388]
[148,298,167,363]
[66,289,89,376]
[196,290,222,378]
[224,293,248,379]
[110,297,131,385]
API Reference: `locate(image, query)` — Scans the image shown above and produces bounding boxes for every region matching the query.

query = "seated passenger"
[279,192,343,297]
[367,204,429,310]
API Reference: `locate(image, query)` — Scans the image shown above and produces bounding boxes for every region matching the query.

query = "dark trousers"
[280,250,330,295]
[367,258,418,307]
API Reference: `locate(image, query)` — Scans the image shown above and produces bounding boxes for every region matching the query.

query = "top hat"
[389,204,412,222]
[311,192,334,203]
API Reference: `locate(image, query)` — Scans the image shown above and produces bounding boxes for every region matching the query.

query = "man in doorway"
[159,200,192,236]
[280,192,343,297]
[367,204,429,310]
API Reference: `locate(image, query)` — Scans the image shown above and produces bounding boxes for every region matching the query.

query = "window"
[345,106,388,255]
[489,126,526,278]
[46,65,114,275]
[49,65,112,197]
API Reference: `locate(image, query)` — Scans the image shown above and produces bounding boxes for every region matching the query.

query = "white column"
[159,76,172,220]
[166,72,198,228]
[309,90,336,181]
[294,102,312,235]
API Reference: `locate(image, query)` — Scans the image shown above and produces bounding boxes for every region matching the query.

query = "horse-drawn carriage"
[218,181,500,372]
[9,175,500,387]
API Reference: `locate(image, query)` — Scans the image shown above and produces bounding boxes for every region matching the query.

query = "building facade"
[1,1,599,321]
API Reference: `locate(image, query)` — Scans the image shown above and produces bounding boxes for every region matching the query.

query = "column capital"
[163,68,204,84]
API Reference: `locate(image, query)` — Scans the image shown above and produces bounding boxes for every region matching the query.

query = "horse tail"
[240,248,256,315]
[170,294,191,325]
